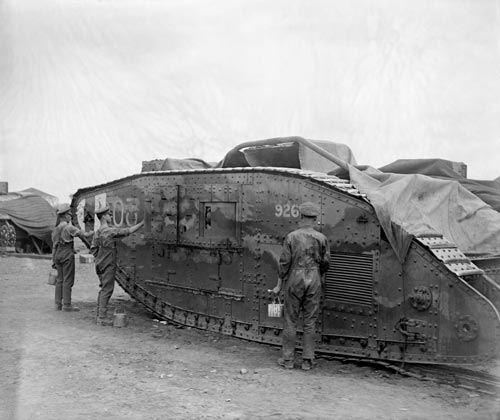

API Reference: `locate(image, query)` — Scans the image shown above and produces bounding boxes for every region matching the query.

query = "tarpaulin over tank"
[219,137,357,171]
[298,140,357,173]
[348,166,500,263]
[0,195,56,245]
[142,158,212,172]
[378,159,500,213]
[146,138,358,173]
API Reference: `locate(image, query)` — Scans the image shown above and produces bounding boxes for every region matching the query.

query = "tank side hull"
[72,168,500,365]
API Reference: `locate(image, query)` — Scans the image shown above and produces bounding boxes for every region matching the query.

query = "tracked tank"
[72,137,500,366]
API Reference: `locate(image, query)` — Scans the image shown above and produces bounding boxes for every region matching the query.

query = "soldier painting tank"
[71,137,500,367]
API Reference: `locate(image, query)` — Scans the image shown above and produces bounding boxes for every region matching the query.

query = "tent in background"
[0,188,57,254]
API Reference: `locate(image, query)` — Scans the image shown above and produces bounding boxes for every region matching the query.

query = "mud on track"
[1,254,499,420]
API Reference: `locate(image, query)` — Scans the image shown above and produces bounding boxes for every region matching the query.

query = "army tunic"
[91,226,131,319]
[52,221,82,307]
[278,226,330,361]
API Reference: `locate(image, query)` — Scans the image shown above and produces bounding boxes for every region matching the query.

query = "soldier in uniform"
[91,205,144,326]
[272,201,330,370]
[52,205,93,311]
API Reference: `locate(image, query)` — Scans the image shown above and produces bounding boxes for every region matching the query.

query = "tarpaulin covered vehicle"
[0,189,57,253]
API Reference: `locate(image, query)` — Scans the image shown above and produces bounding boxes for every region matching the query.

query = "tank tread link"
[73,163,500,367]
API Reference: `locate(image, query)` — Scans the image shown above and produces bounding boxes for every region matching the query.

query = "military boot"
[96,317,113,326]
[62,305,80,312]
[278,358,294,369]
[301,359,313,371]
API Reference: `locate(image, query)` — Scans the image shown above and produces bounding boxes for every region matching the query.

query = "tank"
[71,137,500,366]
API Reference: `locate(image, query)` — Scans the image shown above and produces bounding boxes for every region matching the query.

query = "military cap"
[95,205,110,216]
[57,204,71,215]
[299,201,320,217]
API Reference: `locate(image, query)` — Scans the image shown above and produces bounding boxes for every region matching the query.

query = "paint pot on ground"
[113,309,128,327]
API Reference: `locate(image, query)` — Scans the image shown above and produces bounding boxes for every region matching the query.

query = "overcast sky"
[1,0,500,202]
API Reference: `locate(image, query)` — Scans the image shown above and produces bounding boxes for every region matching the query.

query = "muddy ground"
[1,253,499,420]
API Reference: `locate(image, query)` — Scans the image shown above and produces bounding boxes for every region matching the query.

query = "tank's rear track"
[317,355,500,396]
[115,265,500,395]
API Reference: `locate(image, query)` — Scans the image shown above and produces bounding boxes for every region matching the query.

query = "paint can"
[47,270,57,286]
[267,298,283,318]
[113,308,128,327]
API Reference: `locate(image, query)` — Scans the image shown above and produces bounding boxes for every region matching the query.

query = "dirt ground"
[1,254,499,420]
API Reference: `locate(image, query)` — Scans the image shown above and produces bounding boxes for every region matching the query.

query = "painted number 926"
[275,203,299,218]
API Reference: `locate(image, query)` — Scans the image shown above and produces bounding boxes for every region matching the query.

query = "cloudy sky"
[1,0,500,202]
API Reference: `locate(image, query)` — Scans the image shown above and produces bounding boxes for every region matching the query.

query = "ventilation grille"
[324,252,374,307]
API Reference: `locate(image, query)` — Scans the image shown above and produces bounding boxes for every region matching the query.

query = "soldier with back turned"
[271,201,330,370]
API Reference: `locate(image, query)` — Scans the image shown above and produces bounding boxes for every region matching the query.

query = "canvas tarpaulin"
[142,158,212,172]
[348,166,500,263]
[237,140,357,172]
[217,138,357,171]
[298,140,357,173]
[147,139,358,172]
[0,195,56,245]
[379,159,500,213]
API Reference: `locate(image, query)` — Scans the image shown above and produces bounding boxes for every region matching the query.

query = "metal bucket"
[268,298,284,318]
[113,311,128,327]
[47,270,57,286]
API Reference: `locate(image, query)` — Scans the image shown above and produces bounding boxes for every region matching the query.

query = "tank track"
[116,264,500,396]
[415,234,484,277]
[416,234,500,315]
[75,166,368,203]
[316,354,500,395]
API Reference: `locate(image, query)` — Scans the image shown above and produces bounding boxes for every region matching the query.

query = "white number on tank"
[275,203,299,218]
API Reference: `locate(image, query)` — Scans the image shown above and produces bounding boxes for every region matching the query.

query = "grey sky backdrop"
[1,0,500,202]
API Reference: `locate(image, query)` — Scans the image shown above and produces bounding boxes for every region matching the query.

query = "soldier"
[271,201,330,370]
[91,205,144,326]
[52,205,93,311]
